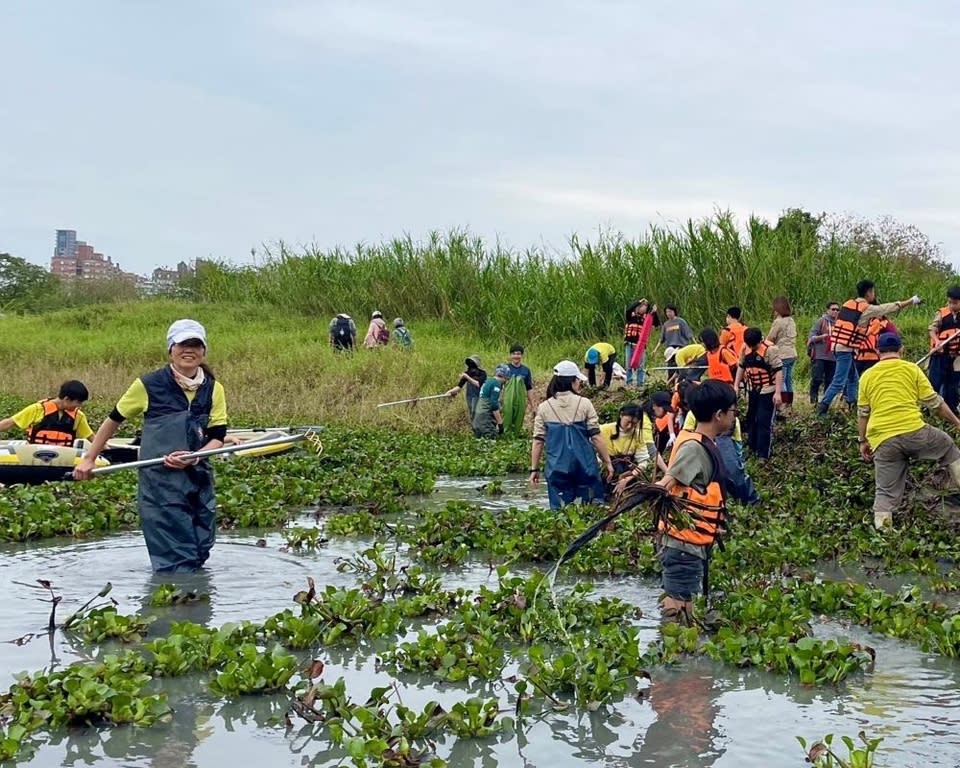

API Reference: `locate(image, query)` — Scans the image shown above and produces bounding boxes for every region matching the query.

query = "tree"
[0,253,62,312]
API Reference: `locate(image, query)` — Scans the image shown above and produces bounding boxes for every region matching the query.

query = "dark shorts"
[658,546,704,601]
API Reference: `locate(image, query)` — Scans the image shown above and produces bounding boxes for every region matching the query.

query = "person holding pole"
[74,319,228,573]
[927,286,960,415]
[816,280,921,416]
[473,364,510,439]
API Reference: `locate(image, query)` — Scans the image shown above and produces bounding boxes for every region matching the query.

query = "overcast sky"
[2,1,958,274]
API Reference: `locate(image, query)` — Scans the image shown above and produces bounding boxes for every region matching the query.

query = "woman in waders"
[74,319,228,572]
[529,360,614,509]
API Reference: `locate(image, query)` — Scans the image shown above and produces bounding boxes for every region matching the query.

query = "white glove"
[666,434,675,448]
[911,295,922,305]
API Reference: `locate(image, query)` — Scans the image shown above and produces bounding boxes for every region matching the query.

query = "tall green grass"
[187,211,955,343]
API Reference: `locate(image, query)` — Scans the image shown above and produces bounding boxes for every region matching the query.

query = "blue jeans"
[820,350,859,408]
[782,358,796,394]
[624,343,645,386]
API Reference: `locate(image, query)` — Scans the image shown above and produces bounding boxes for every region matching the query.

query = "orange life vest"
[741,343,777,390]
[655,412,673,434]
[721,322,746,357]
[831,298,869,349]
[660,430,727,547]
[935,307,960,356]
[29,400,79,446]
[623,320,645,343]
[856,317,886,362]
[706,348,738,383]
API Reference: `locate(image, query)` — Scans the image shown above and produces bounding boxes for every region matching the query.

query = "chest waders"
[543,399,604,510]
[501,376,527,436]
[138,368,216,573]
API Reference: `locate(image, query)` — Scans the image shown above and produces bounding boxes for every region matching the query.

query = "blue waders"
[138,368,217,573]
[544,420,604,510]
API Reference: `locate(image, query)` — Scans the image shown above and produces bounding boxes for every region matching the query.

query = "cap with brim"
[586,348,600,364]
[877,332,902,352]
[167,319,207,351]
[664,346,679,361]
[494,364,511,378]
[465,355,481,368]
[554,359,588,382]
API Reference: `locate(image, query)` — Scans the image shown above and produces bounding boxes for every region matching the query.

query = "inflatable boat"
[0,442,111,486]
[102,428,297,464]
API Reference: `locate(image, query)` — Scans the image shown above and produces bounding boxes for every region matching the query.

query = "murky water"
[3,477,960,766]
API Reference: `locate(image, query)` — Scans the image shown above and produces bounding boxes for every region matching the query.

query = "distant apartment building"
[50,229,135,281]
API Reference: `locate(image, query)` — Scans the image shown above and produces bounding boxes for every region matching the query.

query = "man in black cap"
[858,332,960,529]
[446,355,487,422]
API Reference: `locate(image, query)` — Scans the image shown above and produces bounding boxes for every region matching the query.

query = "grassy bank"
[0,300,941,431]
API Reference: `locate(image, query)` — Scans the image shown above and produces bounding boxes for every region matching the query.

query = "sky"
[2,1,958,274]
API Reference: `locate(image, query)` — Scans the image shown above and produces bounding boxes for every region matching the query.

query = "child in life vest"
[0,380,93,446]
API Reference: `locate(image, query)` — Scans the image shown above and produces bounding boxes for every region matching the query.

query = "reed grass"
[186,212,955,344]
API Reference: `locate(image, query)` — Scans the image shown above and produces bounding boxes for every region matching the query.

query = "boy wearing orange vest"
[0,380,93,446]
[655,380,736,625]
[720,307,747,358]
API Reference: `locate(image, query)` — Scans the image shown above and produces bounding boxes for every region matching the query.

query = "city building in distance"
[51,229,137,281]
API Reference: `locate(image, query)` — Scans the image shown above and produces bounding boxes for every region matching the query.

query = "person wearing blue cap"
[858,332,960,530]
[74,319,228,571]
[472,364,510,439]
[584,342,617,389]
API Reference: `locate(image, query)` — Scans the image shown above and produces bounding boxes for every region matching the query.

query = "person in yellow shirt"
[74,319,228,572]
[858,333,960,530]
[672,342,707,383]
[0,380,93,446]
[584,342,617,389]
[598,404,669,497]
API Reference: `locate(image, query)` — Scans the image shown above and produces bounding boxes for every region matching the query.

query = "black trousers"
[745,390,775,459]
[809,358,836,404]
[929,355,960,415]
[586,354,616,388]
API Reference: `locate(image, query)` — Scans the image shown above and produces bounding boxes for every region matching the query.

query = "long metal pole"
[91,433,308,475]
[916,331,960,366]
[376,393,450,408]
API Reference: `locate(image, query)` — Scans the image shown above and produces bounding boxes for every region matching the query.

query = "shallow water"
[3,477,960,766]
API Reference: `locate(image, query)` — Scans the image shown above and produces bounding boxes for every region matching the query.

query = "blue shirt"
[506,363,533,391]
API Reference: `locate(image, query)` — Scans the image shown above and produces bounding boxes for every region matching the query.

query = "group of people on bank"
[328,311,413,350]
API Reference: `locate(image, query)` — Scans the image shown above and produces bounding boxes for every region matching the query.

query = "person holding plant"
[655,379,736,625]
[808,301,838,404]
[584,342,617,389]
[73,319,228,573]
[817,280,920,416]
[363,311,390,348]
[733,327,783,460]
[858,332,960,530]
[446,355,487,422]
[501,345,535,436]
[764,296,797,416]
[472,364,509,439]
[623,299,658,387]
[529,360,614,509]
[0,379,94,446]
[927,285,960,415]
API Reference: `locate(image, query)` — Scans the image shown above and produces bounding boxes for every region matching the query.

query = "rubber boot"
[874,509,893,530]
[949,459,960,490]
[816,401,830,418]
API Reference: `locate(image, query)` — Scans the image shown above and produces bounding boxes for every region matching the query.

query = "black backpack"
[333,316,353,345]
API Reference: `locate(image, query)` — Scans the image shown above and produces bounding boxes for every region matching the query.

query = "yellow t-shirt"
[675,343,706,368]
[859,358,937,450]
[683,410,742,443]
[116,378,228,427]
[585,342,617,364]
[598,421,645,460]
[12,402,94,440]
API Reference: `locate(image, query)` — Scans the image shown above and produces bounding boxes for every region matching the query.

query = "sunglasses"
[828,307,840,311]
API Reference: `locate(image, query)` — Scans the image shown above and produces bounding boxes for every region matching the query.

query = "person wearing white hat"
[529,360,614,509]
[364,311,390,348]
[74,319,228,572]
